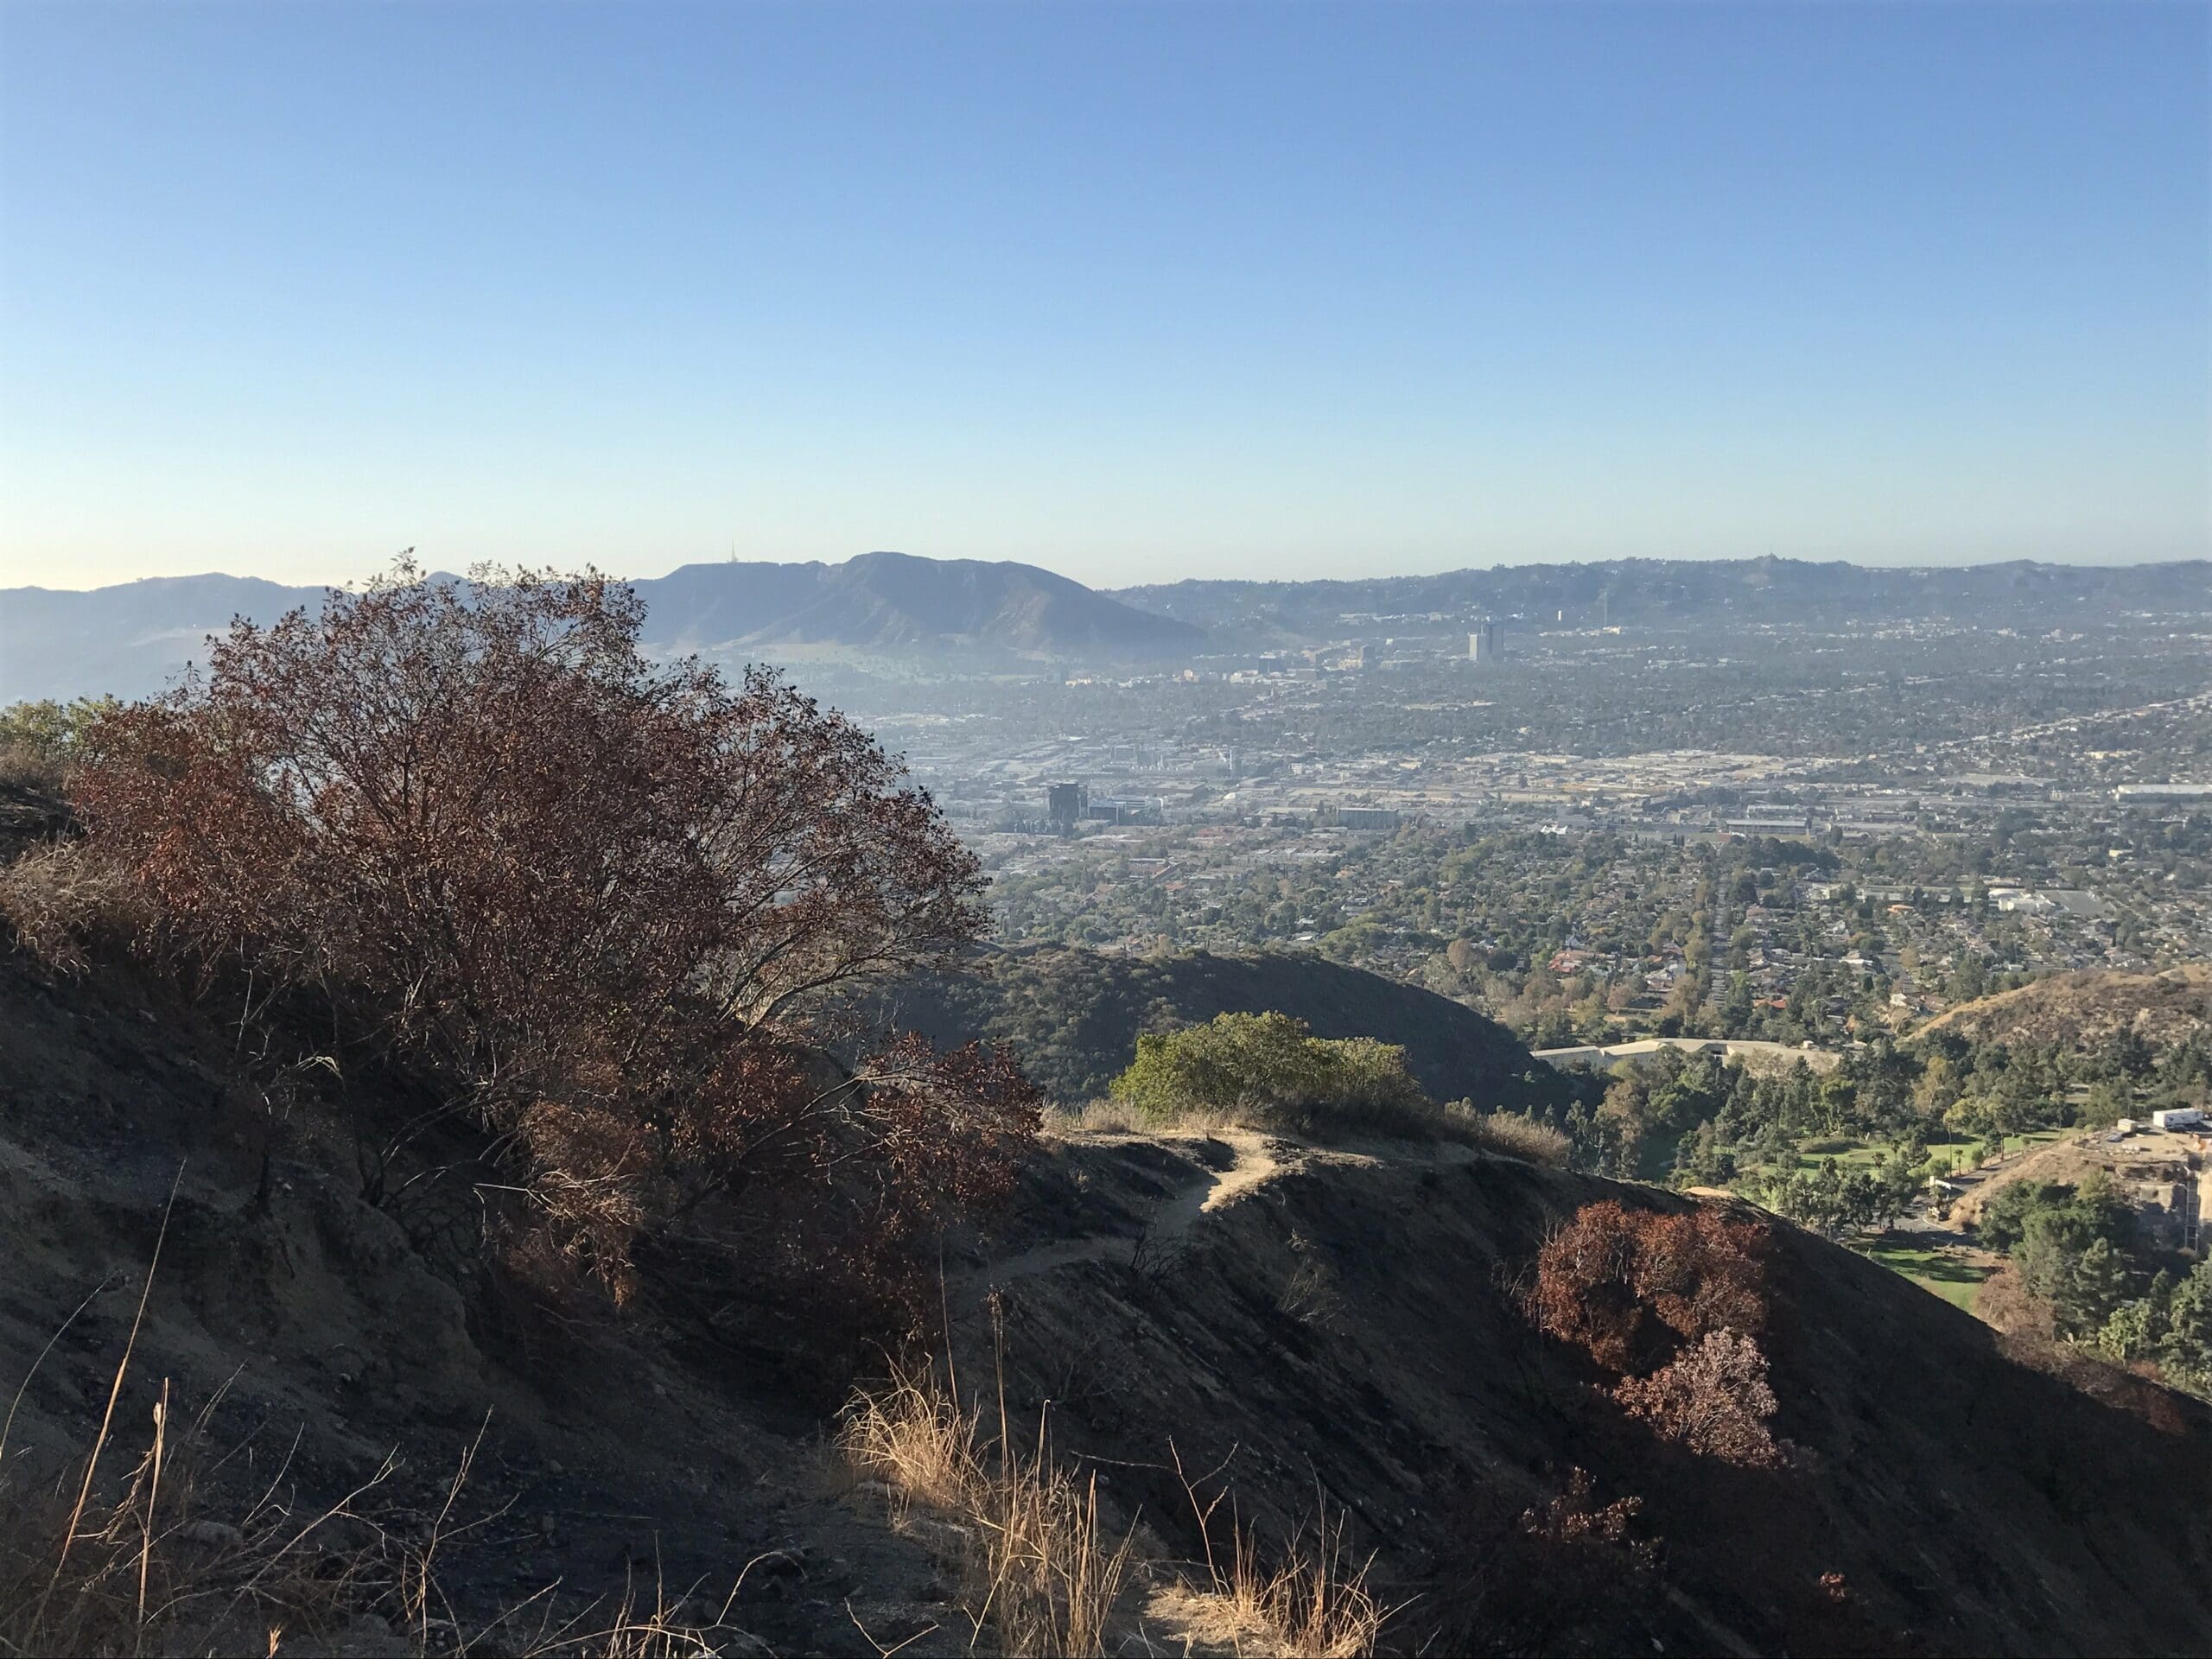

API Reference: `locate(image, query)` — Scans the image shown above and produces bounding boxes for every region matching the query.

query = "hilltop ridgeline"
[863,943,1575,1112]
[11,550,2211,703]
[0,551,1204,702]
[1110,553,2212,645]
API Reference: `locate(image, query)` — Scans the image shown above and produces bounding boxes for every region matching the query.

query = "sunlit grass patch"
[1852,1241,1991,1313]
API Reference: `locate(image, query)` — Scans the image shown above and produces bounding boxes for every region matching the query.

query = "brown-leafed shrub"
[1526,1199,1770,1372]
[1611,1328,1783,1466]
[1518,1466,1656,1572]
[64,560,1039,1304]
[1424,1467,1657,1655]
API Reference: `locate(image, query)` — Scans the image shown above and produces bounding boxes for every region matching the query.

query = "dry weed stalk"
[1211,1522,1387,1659]
[840,1357,1389,1658]
[0,1176,764,1658]
[3,1348,753,1659]
[1174,1448,1389,1659]
[480,1563,763,1659]
[1,1195,429,1656]
[837,1358,1135,1657]
[1,1283,399,1655]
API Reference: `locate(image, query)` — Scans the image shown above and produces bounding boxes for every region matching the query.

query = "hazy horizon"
[9,543,2212,600]
[3,2,2207,592]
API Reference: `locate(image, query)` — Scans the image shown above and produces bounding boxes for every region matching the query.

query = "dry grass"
[3,1374,755,1659]
[0,745,66,793]
[839,1360,1389,1657]
[1170,1448,1389,1659]
[1048,1091,1570,1167]
[0,839,131,977]
[1442,1105,1573,1167]
[838,1359,1135,1656]
[0,1187,400,1657]
[1161,1526,1386,1659]
[1255,1551,1384,1656]
[1042,1099,1244,1140]
[1041,1099,1151,1138]
[1227,1094,1569,1165]
[478,1569,766,1659]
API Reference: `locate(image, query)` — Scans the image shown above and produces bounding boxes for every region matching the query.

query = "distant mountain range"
[1109,555,2212,647]
[0,551,1204,702]
[8,550,2207,703]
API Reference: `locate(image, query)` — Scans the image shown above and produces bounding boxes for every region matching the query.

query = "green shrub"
[1109,1011,1425,1125]
[1104,1012,1575,1159]
[0,696,120,789]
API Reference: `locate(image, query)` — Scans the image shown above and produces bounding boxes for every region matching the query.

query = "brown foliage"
[1424,1467,1658,1654]
[1972,1262,2056,1341]
[1611,1328,1783,1467]
[1527,1199,1770,1373]
[66,560,1039,1302]
[1518,1467,1656,1572]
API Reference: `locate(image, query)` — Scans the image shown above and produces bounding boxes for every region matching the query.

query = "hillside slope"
[2,937,2208,1654]
[962,1133,2212,1656]
[1916,964,2212,1052]
[867,944,1571,1109]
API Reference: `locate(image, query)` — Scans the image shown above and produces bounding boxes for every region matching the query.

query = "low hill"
[0,553,1202,702]
[1916,964,2212,1052]
[866,944,1572,1109]
[3,939,2209,1655]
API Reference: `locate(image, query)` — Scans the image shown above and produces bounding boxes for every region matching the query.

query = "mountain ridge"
[0,551,1204,702]
[1107,553,2212,645]
[10,550,2209,702]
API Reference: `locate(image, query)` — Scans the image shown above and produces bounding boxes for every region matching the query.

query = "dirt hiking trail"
[958,1128,1482,1294]
[957,1128,1290,1290]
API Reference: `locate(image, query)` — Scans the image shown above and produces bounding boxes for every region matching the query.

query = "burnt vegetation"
[1526,1198,1784,1466]
[19,561,1039,1334]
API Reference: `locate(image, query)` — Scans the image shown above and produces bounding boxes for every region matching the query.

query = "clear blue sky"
[2,1,2206,590]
